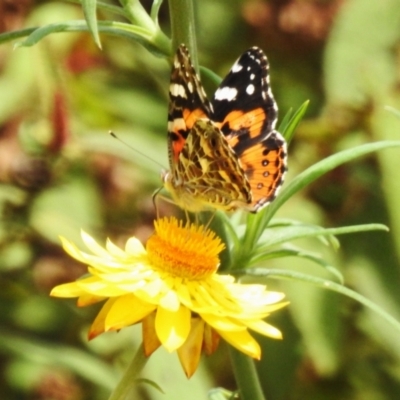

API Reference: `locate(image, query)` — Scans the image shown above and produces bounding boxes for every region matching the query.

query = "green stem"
[119,0,157,33]
[229,347,266,400]
[168,0,198,68]
[108,343,148,400]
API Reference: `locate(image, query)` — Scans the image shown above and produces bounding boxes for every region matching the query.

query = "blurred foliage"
[0,0,400,399]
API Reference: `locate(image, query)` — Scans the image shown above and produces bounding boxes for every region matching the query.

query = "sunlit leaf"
[257,223,387,251]
[14,20,170,57]
[279,100,309,145]
[266,140,400,222]
[81,0,102,48]
[249,246,344,283]
[150,0,165,23]
[247,268,400,335]
[0,332,117,389]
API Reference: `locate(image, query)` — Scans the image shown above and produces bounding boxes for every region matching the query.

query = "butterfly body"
[163,45,287,213]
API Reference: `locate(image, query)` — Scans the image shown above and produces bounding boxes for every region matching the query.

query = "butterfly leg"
[185,209,192,224]
[152,186,164,219]
[202,210,217,231]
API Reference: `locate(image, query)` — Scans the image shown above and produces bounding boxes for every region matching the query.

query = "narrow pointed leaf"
[81,0,102,48]
[150,0,165,23]
[277,107,293,134]
[14,20,170,56]
[266,140,400,221]
[247,268,400,335]
[257,223,387,250]
[279,100,309,144]
[249,247,344,283]
[200,66,222,86]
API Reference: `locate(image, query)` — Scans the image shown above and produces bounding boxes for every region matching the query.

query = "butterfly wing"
[173,119,252,211]
[168,45,212,170]
[211,47,287,211]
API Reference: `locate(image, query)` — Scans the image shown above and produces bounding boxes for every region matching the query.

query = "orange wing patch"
[215,107,267,147]
[238,134,287,210]
[183,108,208,130]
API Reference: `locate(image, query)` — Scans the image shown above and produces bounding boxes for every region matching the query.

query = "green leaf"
[200,66,222,86]
[266,140,400,222]
[81,0,102,48]
[14,20,171,57]
[0,27,36,45]
[264,218,341,248]
[150,0,165,23]
[0,331,117,389]
[277,107,293,133]
[14,20,87,48]
[30,177,103,245]
[247,268,400,336]
[279,100,309,145]
[135,378,165,393]
[249,246,344,283]
[257,223,387,251]
[208,387,237,400]
[324,0,400,105]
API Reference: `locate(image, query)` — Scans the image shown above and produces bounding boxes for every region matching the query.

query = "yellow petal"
[137,279,164,299]
[50,282,86,298]
[77,276,127,296]
[200,313,246,332]
[189,281,219,308]
[59,237,90,264]
[77,293,106,306]
[81,231,111,258]
[155,305,191,352]
[142,313,161,356]
[89,298,116,339]
[105,294,156,331]
[203,324,220,355]
[175,282,193,307]
[125,237,146,255]
[245,319,283,339]
[177,318,204,378]
[106,239,126,257]
[159,290,180,311]
[218,329,261,359]
[204,280,242,312]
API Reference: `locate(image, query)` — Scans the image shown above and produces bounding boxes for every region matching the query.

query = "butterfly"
[161,44,287,213]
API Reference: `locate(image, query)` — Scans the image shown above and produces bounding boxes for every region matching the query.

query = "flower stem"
[168,0,198,69]
[108,343,148,400]
[119,0,157,32]
[229,347,266,400]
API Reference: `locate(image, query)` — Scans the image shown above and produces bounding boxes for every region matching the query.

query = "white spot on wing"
[250,73,255,80]
[214,86,238,101]
[232,61,243,73]
[246,84,255,95]
[170,84,187,98]
[168,118,186,131]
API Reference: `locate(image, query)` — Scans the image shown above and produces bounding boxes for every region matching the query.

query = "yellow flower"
[51,217,288,377]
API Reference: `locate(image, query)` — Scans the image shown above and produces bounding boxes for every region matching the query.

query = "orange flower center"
[146,217,225,280]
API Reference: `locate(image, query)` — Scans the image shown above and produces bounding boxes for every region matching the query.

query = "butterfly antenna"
[109,131,166,170]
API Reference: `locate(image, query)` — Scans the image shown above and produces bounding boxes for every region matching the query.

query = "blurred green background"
[1,0,400,399]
